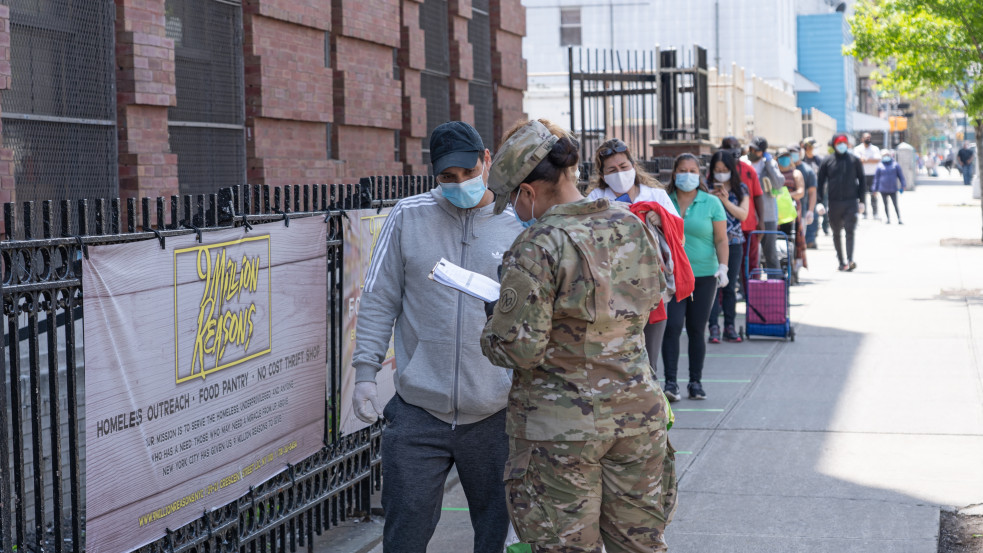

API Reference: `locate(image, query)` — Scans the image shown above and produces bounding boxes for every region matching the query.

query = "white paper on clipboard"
[428,258,500,302]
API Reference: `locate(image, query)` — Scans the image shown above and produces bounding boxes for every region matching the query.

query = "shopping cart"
[740,230,794,342]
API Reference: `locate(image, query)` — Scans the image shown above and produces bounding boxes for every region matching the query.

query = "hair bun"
[547,136,580,169]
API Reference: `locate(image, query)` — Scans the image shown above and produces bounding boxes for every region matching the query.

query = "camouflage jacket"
[480,198,669,441]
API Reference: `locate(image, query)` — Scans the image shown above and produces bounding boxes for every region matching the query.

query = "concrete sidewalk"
[326,174,983,552]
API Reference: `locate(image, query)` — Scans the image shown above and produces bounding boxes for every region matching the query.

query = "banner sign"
[83,217,327,553]
[339,208,397,436]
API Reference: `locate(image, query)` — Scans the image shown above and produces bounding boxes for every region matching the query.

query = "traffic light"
[889,116,908,132]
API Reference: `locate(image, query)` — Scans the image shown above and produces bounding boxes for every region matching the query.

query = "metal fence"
[0,177,435,553]
[568,47,660,165]
[568,46,711,163]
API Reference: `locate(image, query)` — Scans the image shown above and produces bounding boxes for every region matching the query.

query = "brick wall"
[115,0,179,204]
[400,0,428,175]
[331,0,403,178]
[0,0,527,211]
[243,1,342,185]
[489,0,527,141]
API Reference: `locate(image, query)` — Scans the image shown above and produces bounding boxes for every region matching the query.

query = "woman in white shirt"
[587,138,679,380]
[587,138,678,213]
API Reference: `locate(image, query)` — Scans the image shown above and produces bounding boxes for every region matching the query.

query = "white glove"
[714,263,729,289]
[804,210,815,225]
[353,381,384,423]
[857,203,866,214]
[815,203,827,216]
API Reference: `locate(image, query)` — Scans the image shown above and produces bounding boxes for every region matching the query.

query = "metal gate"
[0,0,118,203]
[568,46,711,164]
[659,46,710,143]
[0,177,435,553]
[567,47,660,164]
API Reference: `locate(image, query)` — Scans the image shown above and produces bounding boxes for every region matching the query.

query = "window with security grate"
[419,0,450,169]
[166,0,245,196]
[0,0,118,204]
[468,2,493,150]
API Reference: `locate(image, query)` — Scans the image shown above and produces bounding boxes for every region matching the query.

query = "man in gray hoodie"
[351,121,522,553]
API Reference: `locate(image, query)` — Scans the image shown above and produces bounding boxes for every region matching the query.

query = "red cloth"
[628,201,694,324]
[738,160,763,232]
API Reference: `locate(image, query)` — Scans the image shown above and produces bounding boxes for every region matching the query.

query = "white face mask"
[603,168,636,194]
[714,172,731,183]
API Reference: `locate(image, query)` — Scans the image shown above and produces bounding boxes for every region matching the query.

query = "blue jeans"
[962,163,974,185]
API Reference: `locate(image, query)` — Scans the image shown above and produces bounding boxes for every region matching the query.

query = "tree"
[848,0,983,240]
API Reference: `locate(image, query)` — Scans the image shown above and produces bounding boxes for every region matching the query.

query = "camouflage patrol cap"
[488,120,560,215]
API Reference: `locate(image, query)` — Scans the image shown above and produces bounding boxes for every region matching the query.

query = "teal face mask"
[674,172,700,192]
[777,156,791,167]
[441,169,487,209]
[512,190,537,229]
[791,153,800,163]
[835,143,849,154]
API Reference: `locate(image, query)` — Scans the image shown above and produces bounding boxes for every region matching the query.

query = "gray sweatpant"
[381,393,509,553]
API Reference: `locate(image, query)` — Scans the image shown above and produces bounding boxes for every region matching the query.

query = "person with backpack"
[743,137,784,270]
[874,150,906,224]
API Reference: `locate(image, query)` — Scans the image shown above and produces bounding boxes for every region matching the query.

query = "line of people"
[347,119,910,553]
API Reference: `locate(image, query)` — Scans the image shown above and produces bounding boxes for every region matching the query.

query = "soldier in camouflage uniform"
[480,119,677,553]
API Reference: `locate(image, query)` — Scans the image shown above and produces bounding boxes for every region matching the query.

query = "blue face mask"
[674,172,701,192]
[777,156,791,167]
[791,153,800,163]
[441,169,486,209]
[835,143,849,154]
[882,156,892,163]
[512,190,537,229]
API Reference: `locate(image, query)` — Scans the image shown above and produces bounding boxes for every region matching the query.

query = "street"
[333,173,983,553]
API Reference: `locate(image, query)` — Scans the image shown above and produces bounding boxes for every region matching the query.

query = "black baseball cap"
[748,136,768,152]
[430,121,485,175]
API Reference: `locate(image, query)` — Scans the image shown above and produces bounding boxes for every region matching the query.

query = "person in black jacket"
[817,134,866,272]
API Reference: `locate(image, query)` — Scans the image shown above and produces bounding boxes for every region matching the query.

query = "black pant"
[827,199,859,265]
[709,243,743,328]
[864,175,878,216]
[381,394,509,553]
[881,192,901,221]
[662,276,717,384]
[644,318,667,375]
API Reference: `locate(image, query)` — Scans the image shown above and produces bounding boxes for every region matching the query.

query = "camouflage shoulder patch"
[499,287,519,313]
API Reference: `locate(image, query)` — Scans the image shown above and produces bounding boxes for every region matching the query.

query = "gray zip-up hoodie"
[353,187,523,426]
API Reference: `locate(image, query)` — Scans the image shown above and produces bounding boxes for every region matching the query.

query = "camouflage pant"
[504,427,677,553]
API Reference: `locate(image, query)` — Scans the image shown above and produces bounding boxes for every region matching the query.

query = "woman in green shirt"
[661,154,729,401]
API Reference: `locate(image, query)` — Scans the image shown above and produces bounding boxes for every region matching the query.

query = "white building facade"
[523,0,801,126]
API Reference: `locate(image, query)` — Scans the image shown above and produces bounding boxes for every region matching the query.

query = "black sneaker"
[708,325,721,344]
[847,261,857,272]
[688,382,706,400]
[664,381,681,402]
[723,325,742,343]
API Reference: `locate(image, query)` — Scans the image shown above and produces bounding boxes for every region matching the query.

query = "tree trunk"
[977,122,983,242]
